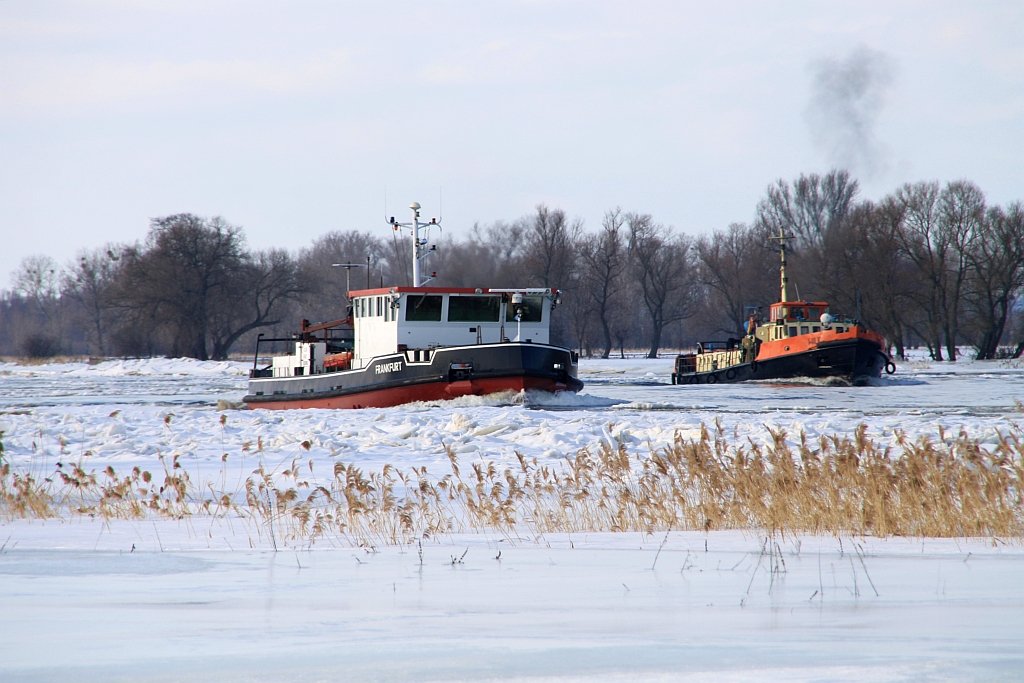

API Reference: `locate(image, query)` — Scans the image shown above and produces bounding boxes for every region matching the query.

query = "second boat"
[671,231,894,386]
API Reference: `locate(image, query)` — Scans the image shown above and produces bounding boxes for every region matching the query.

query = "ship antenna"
[331,262,367,302]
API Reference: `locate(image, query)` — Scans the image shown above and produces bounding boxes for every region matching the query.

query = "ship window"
[505,295,544,322]
[405,294,443,321]
[787,326,798,337]
[376,297,382,317]
[354,299,362,318]
[800,325,810,335]
[448,295,501,322]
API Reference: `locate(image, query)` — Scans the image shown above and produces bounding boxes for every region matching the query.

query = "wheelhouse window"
[448,295,500,322]
[405,294,443,321]
[505,295,544,322]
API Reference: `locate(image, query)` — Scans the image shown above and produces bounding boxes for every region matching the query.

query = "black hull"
[672,338,889,386]
[244,342,582,409]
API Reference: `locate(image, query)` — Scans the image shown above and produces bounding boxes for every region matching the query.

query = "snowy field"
[1,353,1023,681]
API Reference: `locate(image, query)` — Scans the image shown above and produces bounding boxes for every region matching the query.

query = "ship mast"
[770,229,794,303]
[388,201,439,287]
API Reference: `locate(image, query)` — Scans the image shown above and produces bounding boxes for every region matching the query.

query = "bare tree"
[119,214,247,359]
[480,220,529,284]
[433,220,528,288]
[628,214,697,358]
[12,254,63,356]
[892,181,947,359]
[695,222,776,336]
[579,209,628,358]
[838,199,919,358]
[523,205,582,288]
[756,170,859,297]
[62,246,126,356]
[936,180,985,360]
[209,248,306,360]
[522,205,583,345]
[296,230,389,322]
[757,170,859,244]
[13,255,60,320]
[965,203,1024,358]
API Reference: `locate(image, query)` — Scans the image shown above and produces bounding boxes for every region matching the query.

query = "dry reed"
[1,422,1022,545]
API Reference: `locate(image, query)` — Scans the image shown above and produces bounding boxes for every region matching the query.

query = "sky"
[2,1,1022,289]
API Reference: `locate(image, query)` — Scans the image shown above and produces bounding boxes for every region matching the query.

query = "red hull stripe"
[247,376,573,410]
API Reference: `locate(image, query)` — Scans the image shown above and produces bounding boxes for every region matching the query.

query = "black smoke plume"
[806,45,895,179]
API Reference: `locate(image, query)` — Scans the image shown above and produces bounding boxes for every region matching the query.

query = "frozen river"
[1,354,1023,681]
[1,354,1021,477]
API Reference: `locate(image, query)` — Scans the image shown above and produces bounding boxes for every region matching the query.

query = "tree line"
[2,170,1022,361]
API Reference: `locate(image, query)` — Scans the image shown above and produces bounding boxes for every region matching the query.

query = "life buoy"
[706,373,718,384]
[725,368,736,381]
[885,361,896,375]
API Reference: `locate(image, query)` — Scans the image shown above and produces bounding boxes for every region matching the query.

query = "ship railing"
[249,333,302,378]
[674,354,698,374]
[695,338,742,353]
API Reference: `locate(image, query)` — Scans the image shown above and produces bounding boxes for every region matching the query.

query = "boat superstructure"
[243,203,581,409]
[671,231,894,386]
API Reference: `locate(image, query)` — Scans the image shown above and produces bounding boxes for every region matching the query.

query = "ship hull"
[244,342,581,409]
[672,337,889,386]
